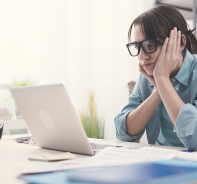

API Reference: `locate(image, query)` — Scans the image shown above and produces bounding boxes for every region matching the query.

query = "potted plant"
[80,92,105,139]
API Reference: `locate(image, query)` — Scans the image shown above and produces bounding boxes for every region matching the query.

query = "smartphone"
[15,136,32,144]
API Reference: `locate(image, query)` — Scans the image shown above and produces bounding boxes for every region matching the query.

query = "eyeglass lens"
[127,40,157,56]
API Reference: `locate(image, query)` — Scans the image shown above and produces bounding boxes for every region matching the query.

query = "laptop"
[11,83,106,156]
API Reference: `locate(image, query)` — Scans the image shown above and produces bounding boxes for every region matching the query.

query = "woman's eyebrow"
[130,41,137,44]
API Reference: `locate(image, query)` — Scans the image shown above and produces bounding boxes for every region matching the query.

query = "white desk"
[0,134,183,184]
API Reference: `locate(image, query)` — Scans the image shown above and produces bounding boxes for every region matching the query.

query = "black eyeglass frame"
[126,39,159,57]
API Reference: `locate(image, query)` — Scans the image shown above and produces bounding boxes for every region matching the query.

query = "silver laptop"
[11,84,101,156]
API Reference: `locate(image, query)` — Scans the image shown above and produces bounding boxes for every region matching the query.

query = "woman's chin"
[145,70,153,76]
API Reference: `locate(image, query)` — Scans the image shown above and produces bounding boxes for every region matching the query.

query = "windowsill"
[2,119,28,135]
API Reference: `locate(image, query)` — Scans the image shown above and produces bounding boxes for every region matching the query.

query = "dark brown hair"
[128,4,197,54]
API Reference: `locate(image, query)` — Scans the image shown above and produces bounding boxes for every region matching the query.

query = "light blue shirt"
[114,50,197,151]
[159,102,184,147]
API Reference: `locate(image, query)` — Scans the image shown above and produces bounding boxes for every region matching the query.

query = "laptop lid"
[11,83,94,156]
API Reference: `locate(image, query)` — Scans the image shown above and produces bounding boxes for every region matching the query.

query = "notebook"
[20,159,197,184]
[11,83,107,156]
[67,159,197,184]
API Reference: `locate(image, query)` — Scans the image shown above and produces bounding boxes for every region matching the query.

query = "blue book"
[67,159,197,184]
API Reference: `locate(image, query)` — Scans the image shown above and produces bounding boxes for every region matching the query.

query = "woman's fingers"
[139,63,146,74]
[168,27,181,55]
[162,27,181,58]
[158,37,169,58]
[172,28,177,54]
[139,64,156,87]
[166,28,175,54]
[154,27,182,79]
[176,30,181,55]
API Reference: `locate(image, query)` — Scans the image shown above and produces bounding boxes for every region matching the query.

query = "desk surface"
[0,134,183,184]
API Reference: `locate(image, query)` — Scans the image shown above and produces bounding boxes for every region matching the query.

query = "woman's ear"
[181,34,186,51]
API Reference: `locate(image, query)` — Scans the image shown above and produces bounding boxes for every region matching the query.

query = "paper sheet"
[60,146,179,168]
[28,152,76,162]
[175,152,197,162]
[90,146,178,164]
[20,146,197,175]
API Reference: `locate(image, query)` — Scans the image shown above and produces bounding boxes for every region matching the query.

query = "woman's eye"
[132,44,138,49]
[147,44,154,48]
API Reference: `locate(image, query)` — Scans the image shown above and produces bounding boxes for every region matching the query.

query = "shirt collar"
[174,49,194,86]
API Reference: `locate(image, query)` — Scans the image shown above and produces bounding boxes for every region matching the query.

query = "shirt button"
[175,87,179,91]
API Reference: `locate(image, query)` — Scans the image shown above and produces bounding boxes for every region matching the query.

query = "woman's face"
[131,24,162,76]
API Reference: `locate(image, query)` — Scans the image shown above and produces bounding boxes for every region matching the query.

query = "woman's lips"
[143,63,154,68]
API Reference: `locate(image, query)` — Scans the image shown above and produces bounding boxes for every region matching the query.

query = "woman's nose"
[138,47,149,60]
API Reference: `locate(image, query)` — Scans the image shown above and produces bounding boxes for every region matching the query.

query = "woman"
[114,4,197,151]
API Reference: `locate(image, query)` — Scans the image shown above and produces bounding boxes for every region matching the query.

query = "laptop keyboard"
[90,143,108,150]
[90,143,123,150]
[15,136,122,152]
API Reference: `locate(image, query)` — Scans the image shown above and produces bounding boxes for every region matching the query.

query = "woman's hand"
[139,63,157,88]
[153,27,182,80]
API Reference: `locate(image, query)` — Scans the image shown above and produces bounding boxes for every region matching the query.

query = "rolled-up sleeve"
[114,76,145,142]
[114,111,134,141]
[175,103,197,151]
[114,110,145,142]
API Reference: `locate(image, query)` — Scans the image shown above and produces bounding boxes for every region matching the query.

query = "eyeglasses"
[126,39,158,57]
